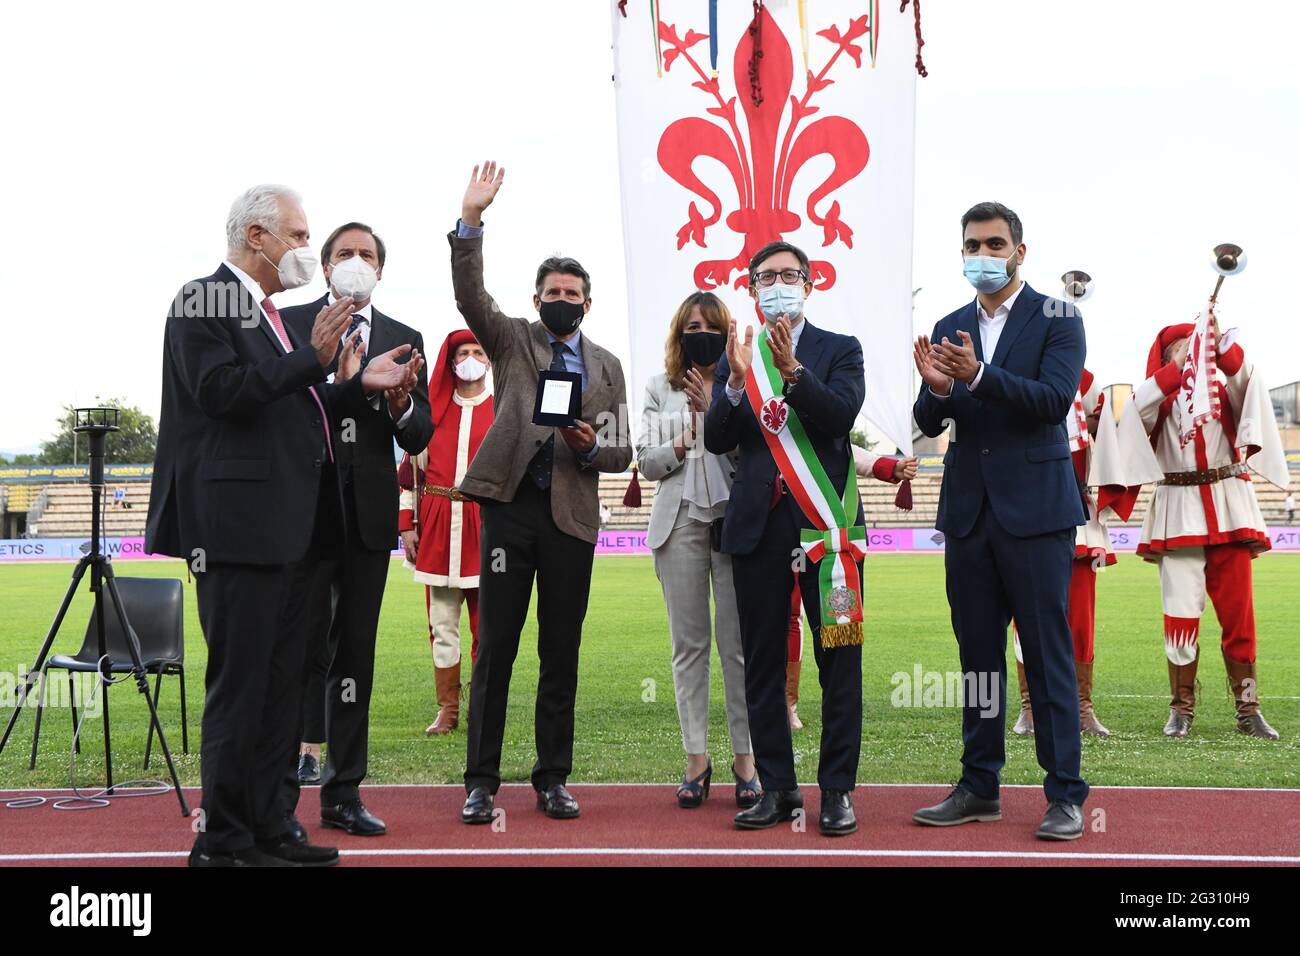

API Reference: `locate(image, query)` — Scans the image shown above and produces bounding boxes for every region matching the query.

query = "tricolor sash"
[744,328,866,649]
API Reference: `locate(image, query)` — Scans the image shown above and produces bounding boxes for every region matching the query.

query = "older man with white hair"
[147,184,422,867]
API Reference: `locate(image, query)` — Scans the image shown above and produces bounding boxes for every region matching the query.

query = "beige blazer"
[448,231,632,544]
[636,372,738,550]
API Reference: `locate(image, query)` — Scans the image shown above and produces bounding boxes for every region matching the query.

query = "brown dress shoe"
[1162,657,1198,737]
[1011,660,1034,736]
[1076,660,1110,737]
[426,664,461,735]
[1223,654,1280,740]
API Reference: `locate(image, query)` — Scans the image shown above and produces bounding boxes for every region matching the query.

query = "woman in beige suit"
[637,292,757,809]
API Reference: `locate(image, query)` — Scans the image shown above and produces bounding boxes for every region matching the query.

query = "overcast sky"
[2,0,1297,452]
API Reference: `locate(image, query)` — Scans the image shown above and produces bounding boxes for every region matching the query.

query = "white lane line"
[2,847,1297,864]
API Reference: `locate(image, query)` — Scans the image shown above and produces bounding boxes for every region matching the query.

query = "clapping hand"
[361,344,418,393]
[336,328,364,383]
[913,334,953,396]
[930,331,980,385]
[768,316,799,379]
[725,319,755,390]
[311,297,355,368]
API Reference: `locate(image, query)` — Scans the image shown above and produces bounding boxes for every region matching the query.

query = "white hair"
[225,184,302,255]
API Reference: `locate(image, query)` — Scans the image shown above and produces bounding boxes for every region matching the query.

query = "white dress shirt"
[326,292,414,428]
[931,279,1026,398]
[724,317,808,405]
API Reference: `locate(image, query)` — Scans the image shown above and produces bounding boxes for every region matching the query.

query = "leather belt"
[420,483,469,501]
[1159,462,1248,486]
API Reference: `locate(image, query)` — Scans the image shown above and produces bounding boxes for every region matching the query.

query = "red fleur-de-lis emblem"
[656,6,872,292]
[761,397,789,434]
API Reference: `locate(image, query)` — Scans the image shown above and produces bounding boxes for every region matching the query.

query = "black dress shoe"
[187,845,299,867]
[283,813,308,846]
[1036,800,1084,841]
[734,788,803,830]
[462,787,495,825]
[320,798,387,836]
[297,752,321,784]
[912,786,1001,827]
[536,784,580,819]
[256,837,339,867]
[819,790,857,836]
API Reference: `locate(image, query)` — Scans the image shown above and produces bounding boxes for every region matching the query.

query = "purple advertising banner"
[1,529,1298,563]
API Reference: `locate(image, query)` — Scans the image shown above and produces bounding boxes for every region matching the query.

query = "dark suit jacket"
[703,320,865,556]
[281,295,432,552]
[912,282,1087,539]
[146,263,370,565]
[447,231,632,544]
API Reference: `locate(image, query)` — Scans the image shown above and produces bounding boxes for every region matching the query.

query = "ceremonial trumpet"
[1060,270,1092,302]
[1210,243,1246,303]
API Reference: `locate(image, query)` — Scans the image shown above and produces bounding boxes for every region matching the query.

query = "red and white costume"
[398,330,494,671]
[1014,369,1119,665]
[1110,315,1286,738]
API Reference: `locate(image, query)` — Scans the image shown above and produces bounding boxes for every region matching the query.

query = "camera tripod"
[0,408,189,814]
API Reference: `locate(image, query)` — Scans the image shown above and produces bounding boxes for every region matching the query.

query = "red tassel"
[894,477,913,512]
[397,453,414,491]
[623,466,643,508]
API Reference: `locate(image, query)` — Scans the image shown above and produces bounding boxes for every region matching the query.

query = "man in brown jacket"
[451,161,632,824]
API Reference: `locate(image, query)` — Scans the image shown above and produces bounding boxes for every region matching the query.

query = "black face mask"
[681,331,726,367]
[539,299,585,337]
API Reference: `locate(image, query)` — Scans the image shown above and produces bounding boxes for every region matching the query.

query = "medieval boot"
[1223,654,1280,740]
[1011,660,1034,736]
[426,664,461,736]
[786,659,803,731]
[1076,660,1110,737]
[1162,657,1198,737]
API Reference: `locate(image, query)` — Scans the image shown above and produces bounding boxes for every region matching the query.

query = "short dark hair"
[535,256,591,299]
[321,221,387,269]
[747,241,810,282]
[960,202,1023,246]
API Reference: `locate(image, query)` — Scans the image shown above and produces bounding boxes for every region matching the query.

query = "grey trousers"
[654,517,751,755]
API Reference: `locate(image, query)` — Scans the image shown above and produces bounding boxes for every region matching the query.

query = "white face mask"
[260,229,316,290]
[330,255,378,303]
[454,355,488,382]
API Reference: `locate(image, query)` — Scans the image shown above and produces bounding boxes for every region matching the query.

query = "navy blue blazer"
[913,282,1087,540]
[703,320,865,556]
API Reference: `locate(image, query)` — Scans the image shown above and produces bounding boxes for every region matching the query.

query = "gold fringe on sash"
[819,620,863,649]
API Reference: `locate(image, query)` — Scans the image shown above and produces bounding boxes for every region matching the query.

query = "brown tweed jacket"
[448,231,632,544]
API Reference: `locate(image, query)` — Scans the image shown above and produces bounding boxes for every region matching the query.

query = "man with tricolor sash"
[704,240,870,837]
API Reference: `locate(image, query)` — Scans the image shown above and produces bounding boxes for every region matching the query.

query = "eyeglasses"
[752,269,807,288]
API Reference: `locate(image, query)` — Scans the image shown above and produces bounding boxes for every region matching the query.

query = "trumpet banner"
[611,0,918,453]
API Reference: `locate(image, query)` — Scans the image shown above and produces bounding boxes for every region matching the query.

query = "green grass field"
[1,554,1297,791]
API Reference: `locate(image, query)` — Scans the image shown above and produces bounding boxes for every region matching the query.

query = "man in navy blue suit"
[911,202,1089,841]
[704,241,866,836]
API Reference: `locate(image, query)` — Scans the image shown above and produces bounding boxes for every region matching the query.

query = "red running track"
[1,783,1297,867]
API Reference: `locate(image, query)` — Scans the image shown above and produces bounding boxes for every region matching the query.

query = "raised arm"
[449,161,513,359]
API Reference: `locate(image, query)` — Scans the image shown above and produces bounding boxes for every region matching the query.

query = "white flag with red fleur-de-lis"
[611,0,918,454]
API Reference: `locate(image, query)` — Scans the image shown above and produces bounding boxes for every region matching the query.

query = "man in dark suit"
[450,161,632,825]
[703,240,867,836]
[280,222,431,838]
[146,185,420,866]
[911,201,1089,840]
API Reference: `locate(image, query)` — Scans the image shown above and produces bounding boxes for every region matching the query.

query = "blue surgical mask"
[756,283,806,322]
[963,254,1014,293]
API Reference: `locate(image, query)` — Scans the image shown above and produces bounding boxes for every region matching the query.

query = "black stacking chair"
[30,576,188,770]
